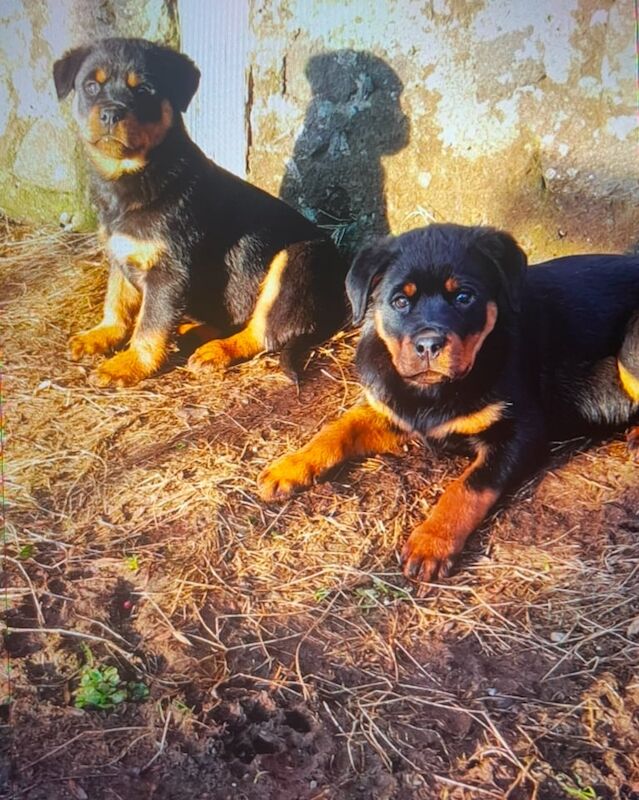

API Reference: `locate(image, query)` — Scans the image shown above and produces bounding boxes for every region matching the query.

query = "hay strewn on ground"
[2,217,639,799]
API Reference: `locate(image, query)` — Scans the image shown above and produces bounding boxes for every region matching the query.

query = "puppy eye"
[454,290,475,306]
[84,81,100,96]
[134,84,155,96]
[391,295,410,311]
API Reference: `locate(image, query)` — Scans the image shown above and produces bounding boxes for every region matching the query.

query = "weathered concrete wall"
[0,0,178,228]
[248,0,638,257]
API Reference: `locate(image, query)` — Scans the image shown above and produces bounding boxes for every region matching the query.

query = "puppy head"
[53,38,200,179]
[347,224,527,386]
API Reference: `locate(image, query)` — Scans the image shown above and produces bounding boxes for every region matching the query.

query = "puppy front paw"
[187,340,231,372]
[258,453,317,502]
[400,521,460,585]
[69,325,125,361]
[90,350,151,388]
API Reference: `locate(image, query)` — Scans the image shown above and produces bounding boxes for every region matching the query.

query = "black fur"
[352,224,639,495]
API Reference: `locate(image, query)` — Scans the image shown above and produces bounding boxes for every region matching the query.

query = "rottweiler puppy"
[53,38,346,387]
[259,224,639,585]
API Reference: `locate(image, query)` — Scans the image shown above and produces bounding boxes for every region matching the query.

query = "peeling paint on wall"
[248,0,638,257]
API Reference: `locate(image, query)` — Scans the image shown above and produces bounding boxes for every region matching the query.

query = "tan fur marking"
[93,330,167,387]
[95,67,107,84]
[258,404,408,501]
[126,72,141,88]
[250,250,289,345]
[190,248,290,369]
[374,308,402,364]
[444,277,459,293]
[107,233,166,271]
[82,100,173,180]
[401,447,500,583]
[177,321,222,342]
[403,282,417,297]
[68,269,140,361]
[364,390,415,433]
[102,267,141,327]
[85,147,147,180]
[93,285,169,386]
[457,300,498,374]
[130,329,168,371]
[618,359,639,402]
[428,402,506,439]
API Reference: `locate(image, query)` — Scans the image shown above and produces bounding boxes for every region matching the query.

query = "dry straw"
[3,217,638,798]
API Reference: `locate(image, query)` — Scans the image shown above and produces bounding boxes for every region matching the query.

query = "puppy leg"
[401,452,499,585]
[618,311,639,459]
[258,404,408,501]
[187,323,263,372]
[187,249,290,373]
[69,266,140,360]
[92,273,181,388]
[401,428,547,585]
[188,242,345,376]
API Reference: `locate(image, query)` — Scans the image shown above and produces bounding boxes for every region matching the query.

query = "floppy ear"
[156,47,201,112]
[346,238,398,325]
[473,229,527,313]
[53,46,91,100]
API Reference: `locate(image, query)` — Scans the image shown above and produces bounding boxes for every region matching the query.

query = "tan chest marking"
[364,391,415,432]
[107,233,166,271]
[428,401,506,439]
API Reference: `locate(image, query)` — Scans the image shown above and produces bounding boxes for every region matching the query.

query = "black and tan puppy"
[54,38,346,387]
[259,224,639,585]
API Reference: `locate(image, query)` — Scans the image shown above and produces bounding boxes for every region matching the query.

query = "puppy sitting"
[259,224,639,585]
[54,38,346,387]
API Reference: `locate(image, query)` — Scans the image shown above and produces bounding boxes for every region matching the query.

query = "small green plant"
[124,554,140,571]
[555,774,599,800]
[74,648,149,710]
[314,588,331,602]
[17,544,34,560]
[75,664,127,709]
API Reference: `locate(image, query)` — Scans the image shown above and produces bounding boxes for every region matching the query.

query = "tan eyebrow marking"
[126,72,142,88]
[403,282,417,297]
[95,68,108,84]
[444,277,460,293]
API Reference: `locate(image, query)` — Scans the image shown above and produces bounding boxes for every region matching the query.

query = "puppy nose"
[414,330,447,359]
[99,105,125,126]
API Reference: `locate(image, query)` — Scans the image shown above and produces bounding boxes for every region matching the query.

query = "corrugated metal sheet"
[179,0,250,177]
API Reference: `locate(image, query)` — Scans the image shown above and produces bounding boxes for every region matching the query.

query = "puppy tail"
[279,335,314,385]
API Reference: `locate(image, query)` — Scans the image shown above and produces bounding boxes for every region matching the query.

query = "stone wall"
[247,0,637,257]
[2,0,636,257]
[0,0,177,228]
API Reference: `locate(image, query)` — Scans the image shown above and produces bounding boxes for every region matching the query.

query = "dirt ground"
[2,218,639,799]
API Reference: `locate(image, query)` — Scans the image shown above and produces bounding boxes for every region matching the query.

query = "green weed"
[74,648,149,710]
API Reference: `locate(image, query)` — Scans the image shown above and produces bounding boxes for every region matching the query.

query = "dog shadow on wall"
[279,50,410,256]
